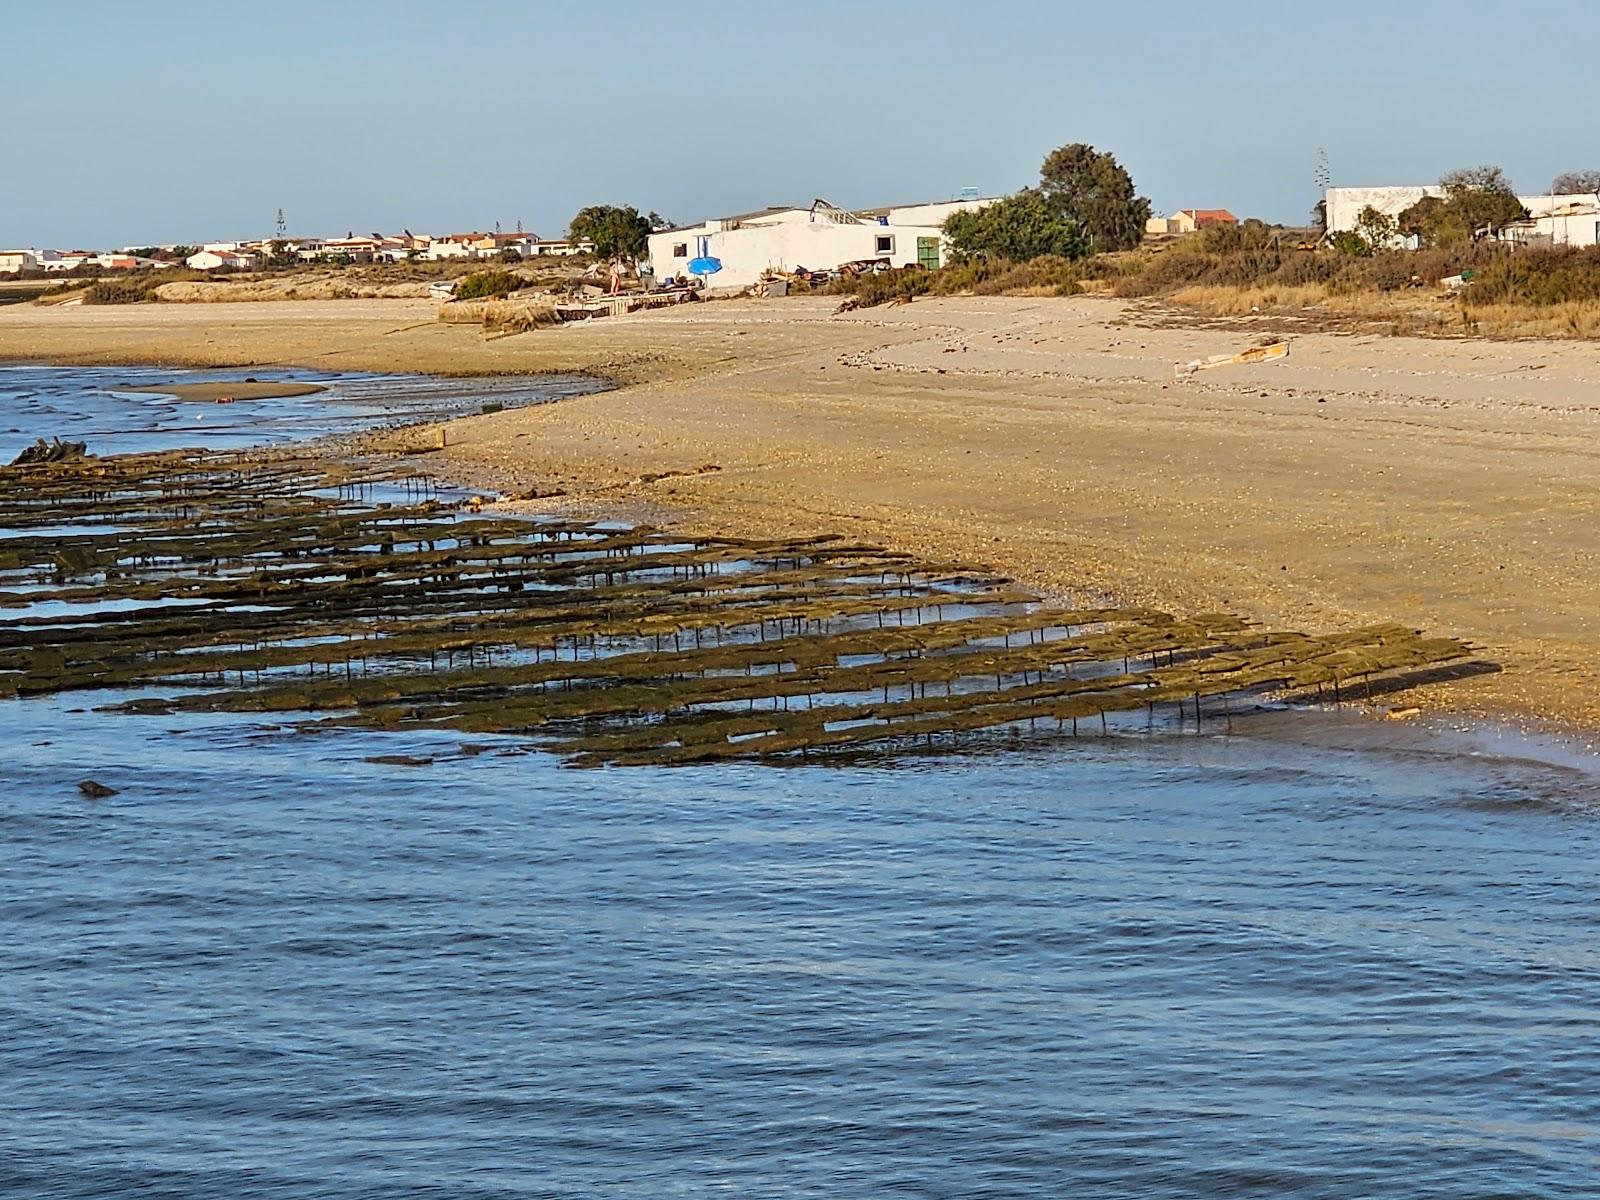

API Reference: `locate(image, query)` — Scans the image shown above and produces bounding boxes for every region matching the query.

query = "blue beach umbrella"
[687,256,722,276]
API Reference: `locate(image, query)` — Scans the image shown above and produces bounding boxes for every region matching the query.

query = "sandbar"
[121,380,328,402]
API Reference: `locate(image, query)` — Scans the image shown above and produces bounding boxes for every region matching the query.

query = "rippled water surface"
[4,371,1600,1197]
[0,363,601,459]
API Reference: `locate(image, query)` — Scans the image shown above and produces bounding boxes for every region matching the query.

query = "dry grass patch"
[1461,299,1600,339]
[437,297,561,334]
[154,276,433,302]
[1167,283,1330,316]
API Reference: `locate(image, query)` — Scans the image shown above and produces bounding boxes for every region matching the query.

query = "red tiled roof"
[1184,209,1238,224]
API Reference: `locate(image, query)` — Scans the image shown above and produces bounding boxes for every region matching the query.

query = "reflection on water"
[3,368,1600,1197]
[0,363,602,460]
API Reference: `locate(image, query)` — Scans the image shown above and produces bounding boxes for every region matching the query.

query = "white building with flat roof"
[1498,195,1600,248]
[1326,184,1600,247]
[647,195,1001,289]
[1323,186,1447,235]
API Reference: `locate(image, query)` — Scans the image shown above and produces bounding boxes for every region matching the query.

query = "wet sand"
[3,294,1598,732]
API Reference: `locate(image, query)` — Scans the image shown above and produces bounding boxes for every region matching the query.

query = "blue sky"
[7,0,1595,247]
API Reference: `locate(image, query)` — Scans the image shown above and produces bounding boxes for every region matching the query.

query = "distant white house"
[316,236,407,263]
[528,237,593,257]
[424,235,480,261]
[91,254,162,271]
[1497,194,1600,249]
[2,248,155,273]
[40,251,89,272]
[1144,209,1239,236]
[646,195,1001,289]
[186,249,258,270]
[1323,186,1446,238]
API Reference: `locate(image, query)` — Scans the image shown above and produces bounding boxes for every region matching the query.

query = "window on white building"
[875,234,894,254]
[672,242,688,257]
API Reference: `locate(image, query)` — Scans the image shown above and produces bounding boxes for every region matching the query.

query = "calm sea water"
[4,368,1600,1198]
[0,363,602,461]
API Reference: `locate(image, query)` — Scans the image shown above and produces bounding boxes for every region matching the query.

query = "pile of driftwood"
[9,437,87,466]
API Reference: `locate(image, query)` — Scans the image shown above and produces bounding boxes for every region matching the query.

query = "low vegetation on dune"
[451,269,528,301]
[1454,251,1600,338]
[831,157,1600,339]
[1465,248,1600,306]
[836,213,1600,340]
[830,256,1084,307]
[23,257,596,308]
[79,279,154,305]
[1091,223,1503,301]
[1103,229,1600,336]
[82,274,209,304]
[154,277,434,302]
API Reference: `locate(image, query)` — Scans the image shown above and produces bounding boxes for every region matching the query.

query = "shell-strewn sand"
[4,294,1598,732]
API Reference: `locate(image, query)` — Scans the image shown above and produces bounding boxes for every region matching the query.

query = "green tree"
[454,269,525,301]
[1403,167,1526,246]
[264,240,298,269]
[1037,143,1151,252]
[1438,166,1526,239]
[1398,195,1444,239]
[1354,205,1398,252]
[568,205,652,260]
[942,190,1088,263]
[1329,230,1372,257]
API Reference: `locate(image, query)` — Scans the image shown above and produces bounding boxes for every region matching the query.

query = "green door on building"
[916,236,941,270]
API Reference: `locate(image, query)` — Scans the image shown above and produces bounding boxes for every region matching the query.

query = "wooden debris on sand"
[1177,339,1289,378]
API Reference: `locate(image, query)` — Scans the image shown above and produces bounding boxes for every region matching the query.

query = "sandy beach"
[2,294,1597,732]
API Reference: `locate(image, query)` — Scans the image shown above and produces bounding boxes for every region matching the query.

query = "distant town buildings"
[0,226,598,276]
[0,248,165,273]
[18,176,1600,284]
[420,232,592,261]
